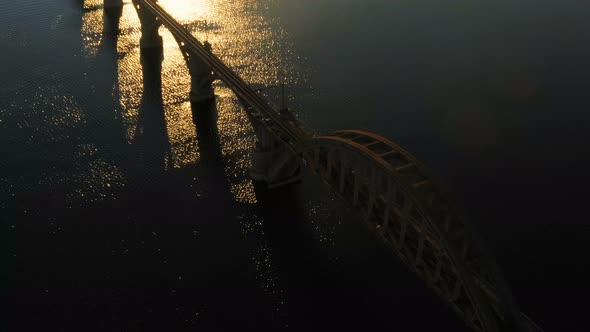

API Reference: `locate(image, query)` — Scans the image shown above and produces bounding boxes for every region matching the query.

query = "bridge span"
[105,1,543,331]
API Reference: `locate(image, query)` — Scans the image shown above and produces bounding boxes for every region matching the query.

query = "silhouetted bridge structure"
[103,1,543,331]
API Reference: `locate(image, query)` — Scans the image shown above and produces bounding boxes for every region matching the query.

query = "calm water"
[3,0,589,331]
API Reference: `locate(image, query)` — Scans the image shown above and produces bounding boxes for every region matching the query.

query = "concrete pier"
[185,42,215,103]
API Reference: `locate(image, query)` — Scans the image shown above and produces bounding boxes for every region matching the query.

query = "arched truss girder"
[299,130,512,332]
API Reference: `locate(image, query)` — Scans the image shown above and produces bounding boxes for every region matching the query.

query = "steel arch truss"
[300,130,511,332]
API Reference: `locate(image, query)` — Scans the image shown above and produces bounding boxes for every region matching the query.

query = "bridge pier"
[250,141,301,189]
[245,104,301,188]
[133,0,164,51]
[183,42,215,103]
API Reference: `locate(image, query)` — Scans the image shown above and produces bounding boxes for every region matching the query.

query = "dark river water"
[2,0,589,331]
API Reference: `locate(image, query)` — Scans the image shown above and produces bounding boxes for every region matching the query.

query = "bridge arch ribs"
[299,129,523,332]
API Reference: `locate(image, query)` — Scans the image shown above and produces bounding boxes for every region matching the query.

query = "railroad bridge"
[101,1,542,331]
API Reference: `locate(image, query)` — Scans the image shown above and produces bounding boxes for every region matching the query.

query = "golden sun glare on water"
[158,0,213,22]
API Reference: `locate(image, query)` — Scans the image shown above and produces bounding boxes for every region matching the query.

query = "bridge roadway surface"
[132,1,543,332]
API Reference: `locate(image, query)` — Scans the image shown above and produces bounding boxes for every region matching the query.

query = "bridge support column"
[246,105,301,189]
[250,142,301,189]
[133,0,163,50]
[184,43,215,103]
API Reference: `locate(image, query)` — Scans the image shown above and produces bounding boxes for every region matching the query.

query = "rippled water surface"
[3,1,589,331]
